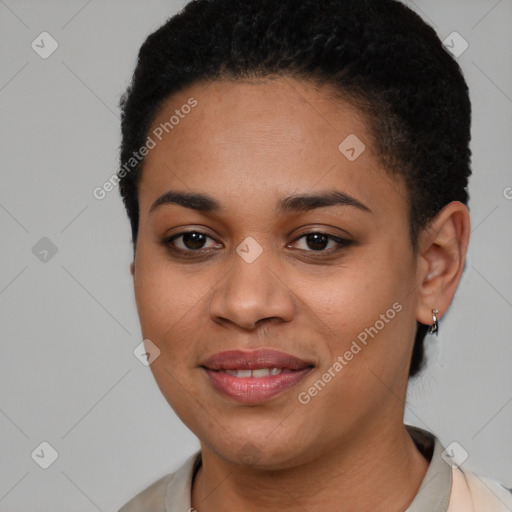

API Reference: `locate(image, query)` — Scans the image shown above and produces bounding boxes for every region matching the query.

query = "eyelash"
[162,230,353,258]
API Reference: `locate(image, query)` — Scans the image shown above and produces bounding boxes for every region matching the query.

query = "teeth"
[222,368,284,378]
[252,368,270,378]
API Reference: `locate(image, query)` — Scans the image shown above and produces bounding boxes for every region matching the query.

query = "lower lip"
[204,368,312,404]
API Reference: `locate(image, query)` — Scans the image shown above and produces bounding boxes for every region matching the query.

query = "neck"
[191,421,429,512]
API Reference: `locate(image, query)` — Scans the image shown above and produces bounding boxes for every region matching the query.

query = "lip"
[201,349,312,371]
[201,349,314,404]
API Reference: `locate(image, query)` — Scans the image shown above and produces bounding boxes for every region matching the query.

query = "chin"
[196,422,321,471]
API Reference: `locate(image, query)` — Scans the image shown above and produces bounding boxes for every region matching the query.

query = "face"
[132,77,422,469]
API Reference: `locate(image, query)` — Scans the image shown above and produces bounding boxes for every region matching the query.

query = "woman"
[116,0,511,510]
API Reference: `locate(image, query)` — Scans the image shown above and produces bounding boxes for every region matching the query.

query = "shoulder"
[117,451,201,512]
[464,471,512,510]
[118,472,175,512]
[450,467,512,512]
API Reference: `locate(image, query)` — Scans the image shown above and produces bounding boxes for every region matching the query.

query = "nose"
[208,251,295,330]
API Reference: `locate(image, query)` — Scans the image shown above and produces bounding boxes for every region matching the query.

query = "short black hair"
[118,0,472,377]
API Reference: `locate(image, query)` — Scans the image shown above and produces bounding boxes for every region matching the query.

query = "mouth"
[200,349,314,404]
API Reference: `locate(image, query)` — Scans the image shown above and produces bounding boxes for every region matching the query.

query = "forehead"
[137,77,407,219]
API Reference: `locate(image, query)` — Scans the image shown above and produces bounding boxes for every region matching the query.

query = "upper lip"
[201,349,313,371]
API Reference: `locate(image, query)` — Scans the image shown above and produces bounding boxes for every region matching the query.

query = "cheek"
[302,245,414,383]
[133,246,192,340]
[132,260,206,406]
[304,257,401,336]
[133,250,217,367]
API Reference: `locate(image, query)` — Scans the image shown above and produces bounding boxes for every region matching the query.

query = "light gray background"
[1,1,511,511]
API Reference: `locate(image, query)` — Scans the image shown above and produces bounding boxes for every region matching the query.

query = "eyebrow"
[149,190,371,215]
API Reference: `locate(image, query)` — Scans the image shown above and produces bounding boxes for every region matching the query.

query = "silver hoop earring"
[428,309,439,336]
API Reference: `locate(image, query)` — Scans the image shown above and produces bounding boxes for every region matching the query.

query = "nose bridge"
[208,247,294,328]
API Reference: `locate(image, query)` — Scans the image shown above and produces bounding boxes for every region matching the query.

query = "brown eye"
[305,233,329,251]
[163,231,221,253]
[290,232,352,253]
[181,232,207,249]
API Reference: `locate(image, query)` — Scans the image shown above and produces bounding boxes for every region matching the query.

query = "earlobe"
[130,262,135,276]
[415,201,471,326]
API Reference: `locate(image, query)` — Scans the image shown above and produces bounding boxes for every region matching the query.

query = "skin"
[129,77,470,511]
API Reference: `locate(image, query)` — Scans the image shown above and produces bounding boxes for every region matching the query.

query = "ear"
[415,201,471,327]
[130,262,135,276]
